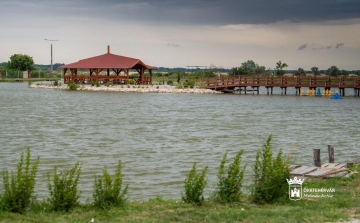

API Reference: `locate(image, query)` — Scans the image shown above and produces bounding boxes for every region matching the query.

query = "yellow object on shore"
[300,89,303,96]
[306,90,309,96]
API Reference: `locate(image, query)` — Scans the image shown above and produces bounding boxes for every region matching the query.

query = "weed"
[48,162,82,212]
[0,148,39,213]
[215,150,247,203]
[105,82,110,87]
[182,163,208,205]
[252,135,290,204]
[90,80,96,86]
[53,80,58,86]
[67,81,78,90]
[95,82,100,87]
[93,161,128,210]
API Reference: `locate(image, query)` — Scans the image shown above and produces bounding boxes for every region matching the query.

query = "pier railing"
[206,75,360,89]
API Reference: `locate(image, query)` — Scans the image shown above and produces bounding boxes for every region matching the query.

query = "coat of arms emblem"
[286,177,305,201]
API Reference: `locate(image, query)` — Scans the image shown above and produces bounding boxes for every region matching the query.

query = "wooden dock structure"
[289,145,360,179]
[205,75,360,96]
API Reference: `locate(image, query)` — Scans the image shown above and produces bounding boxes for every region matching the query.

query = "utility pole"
[44,39,59,78]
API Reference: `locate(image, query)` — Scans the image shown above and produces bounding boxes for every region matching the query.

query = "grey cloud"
[167,42,179,47]
[298,43,308,50]
[336,43,345,48]
[2,0,360,25]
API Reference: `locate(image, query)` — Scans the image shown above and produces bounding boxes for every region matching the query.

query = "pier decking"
[206,75,360,96]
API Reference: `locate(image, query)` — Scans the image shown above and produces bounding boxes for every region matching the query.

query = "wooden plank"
[289,165,301,170]
[323,171,348,179]
[290,166,318,175]
[325,163,341,168]
[336,163,347,168]
[321,163,332,168]
[305,169,334,177]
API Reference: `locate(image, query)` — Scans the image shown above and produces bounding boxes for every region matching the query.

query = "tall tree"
[311,67,320,75]
[6,54,36,71]
[326,66,341,77]
[275,61,288,76]
[294,68,306,76]
[341,69,349,76]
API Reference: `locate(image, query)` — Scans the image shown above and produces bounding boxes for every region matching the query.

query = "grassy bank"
[1,172,359,223]
[0,78,60,82]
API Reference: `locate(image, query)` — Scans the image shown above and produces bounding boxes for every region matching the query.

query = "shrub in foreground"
[0,148,39,213]
[252,135,290,204]
[93,161,129,209]
[67,81,78,90]
[182,163,208,204]
[215,150,247,203]
[48,162,82,212]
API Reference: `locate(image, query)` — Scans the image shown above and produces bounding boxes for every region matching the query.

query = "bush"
[0,148,39,213]
[167,80,173,86]
[252,135,290,204]
[105,82,110,87]
[28,81,32,86]
[67,81,78,90]
[182,163,208,204]
[128,79,136,85]
[48,162,82,212]
[95,81,100,87]
[215,150,247,203]
[54,80,58,86]
[90,80,96,86]
[93,161,128,210]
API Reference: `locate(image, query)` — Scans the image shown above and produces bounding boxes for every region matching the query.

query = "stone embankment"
[29,84,222,94]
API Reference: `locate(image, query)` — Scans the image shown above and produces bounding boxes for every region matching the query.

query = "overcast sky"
[1,0,360,70]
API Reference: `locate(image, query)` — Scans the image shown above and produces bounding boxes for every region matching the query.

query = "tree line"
[230,60,360,77]
[1,54,359,79]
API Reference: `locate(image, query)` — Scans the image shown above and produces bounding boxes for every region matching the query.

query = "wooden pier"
[290,145,360,179]
[206,75,360,96]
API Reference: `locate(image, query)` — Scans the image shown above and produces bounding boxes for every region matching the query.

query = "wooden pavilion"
[59,46,157,85]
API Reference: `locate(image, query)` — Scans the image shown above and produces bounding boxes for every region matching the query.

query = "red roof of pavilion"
[58,52,157,70]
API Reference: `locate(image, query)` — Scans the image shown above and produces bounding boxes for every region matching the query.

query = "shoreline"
[29,84,222,94]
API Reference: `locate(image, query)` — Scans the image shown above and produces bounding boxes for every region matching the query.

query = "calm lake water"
[0,83,359,201]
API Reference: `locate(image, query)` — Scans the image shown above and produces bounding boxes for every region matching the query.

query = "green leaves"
[6,54,36,71]
[252,135,290,204]
[0,148,39,213]
[182,163,208,205]
[47,162,82,212]
[216,150,247,203]
[93,161,128,210]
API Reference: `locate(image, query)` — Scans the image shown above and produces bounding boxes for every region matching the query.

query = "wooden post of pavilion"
[140,68,144,85]
[149,70,153,84]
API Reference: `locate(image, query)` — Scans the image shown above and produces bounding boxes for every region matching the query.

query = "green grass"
[0,170,359,223]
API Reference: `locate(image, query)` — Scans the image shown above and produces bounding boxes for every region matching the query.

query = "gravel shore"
[29,84,222,94]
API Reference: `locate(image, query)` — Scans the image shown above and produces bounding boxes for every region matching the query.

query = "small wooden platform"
[290,163,350,179]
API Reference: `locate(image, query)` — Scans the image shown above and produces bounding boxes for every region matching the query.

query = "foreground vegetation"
[0,137,359,222]
[0,174,359,223]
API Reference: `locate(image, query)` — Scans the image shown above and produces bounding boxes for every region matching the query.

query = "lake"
[0,82,359,201]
